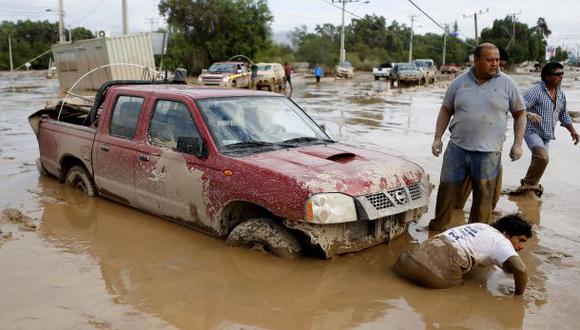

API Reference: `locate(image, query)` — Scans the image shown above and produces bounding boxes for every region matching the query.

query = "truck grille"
[363,183,422,210]
[365,192,394,210]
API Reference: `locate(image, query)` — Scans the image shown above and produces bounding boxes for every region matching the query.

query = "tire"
[374,76,379,80]
[231,80,237,88]
[226,217,302,259]
[65,165,97,197]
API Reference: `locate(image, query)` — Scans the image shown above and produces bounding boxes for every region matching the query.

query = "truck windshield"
[196,96,332,154]
[257,65,272,71]
[208,63,237,73]
[399,64,417,70]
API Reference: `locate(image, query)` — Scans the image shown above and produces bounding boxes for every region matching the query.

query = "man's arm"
[510,109,527,161]
[565,124,579,145]
[502,255,528,295]
[432,105,454,156]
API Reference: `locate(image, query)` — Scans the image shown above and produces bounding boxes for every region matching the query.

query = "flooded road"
[1,70,580,329]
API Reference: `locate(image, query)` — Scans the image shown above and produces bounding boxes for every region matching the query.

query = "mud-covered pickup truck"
[372,63,392,80]
[29,77,431,259]
[198,61,251,88]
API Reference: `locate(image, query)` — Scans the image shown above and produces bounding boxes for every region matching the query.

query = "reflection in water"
[33,176,535,329]
[508,192,542,225]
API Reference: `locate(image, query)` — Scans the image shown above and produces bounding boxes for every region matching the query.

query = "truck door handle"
[139,154,150,162]
[100,144,110,152]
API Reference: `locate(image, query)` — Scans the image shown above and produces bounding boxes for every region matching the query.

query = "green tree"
[1,20,95,70]
[158,0,273,74]
[480,16,548,64]
[551,46,568,62]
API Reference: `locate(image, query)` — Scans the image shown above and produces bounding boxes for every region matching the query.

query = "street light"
[45,1,65,43]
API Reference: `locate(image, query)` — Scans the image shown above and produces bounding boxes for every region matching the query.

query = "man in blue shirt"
[313,64,324,84]
[516,62,579,194]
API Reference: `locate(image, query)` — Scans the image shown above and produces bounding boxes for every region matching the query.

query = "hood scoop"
[326,152,356,163]
[300,148,357,163]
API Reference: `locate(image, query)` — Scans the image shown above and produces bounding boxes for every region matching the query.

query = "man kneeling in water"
[394,215,531,294]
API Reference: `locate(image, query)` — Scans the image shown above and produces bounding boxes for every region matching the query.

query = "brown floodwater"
[1,69,579,329]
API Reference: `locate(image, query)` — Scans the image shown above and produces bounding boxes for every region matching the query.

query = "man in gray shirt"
[429,43,527,231]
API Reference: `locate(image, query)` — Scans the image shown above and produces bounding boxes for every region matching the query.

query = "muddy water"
[1,70,579,329]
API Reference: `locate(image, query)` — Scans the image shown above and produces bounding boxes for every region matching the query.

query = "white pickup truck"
[372,63,392,80]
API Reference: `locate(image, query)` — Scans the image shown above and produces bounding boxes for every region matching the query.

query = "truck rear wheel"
[65,165,97,197]
[226,217,302,259]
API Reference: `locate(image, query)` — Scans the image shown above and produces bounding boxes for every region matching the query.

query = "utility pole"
[8,34,14,72]
[145,17,158,32]
[442,26,448,67]
[463,9,489,45]
[122,0,129,35]
[332,0,360,63]
[505,12,521,50]
[58,0,65,43]
[408,15,419,62]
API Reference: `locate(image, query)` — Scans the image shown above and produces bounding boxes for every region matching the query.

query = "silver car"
[335,61,354,79]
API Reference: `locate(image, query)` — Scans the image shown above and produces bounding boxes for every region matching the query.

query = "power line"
[69,0,106,26]
[406,0,445,32]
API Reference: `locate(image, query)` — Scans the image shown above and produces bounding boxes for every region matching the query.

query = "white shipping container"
[52,33,157,95]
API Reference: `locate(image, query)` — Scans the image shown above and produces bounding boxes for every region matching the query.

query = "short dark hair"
[541,61,564,82]
[474,43,498,58]
[491,214,532,238]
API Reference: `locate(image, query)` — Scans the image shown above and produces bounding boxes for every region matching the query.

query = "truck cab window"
[148,100,201,149]
[109,96,144,139]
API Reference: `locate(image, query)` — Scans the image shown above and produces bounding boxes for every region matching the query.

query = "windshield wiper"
[280,137,334,145]
[223,141,276,149]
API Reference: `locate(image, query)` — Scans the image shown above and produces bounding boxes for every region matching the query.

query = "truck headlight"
[222,77,229,82]
[305,193,357,224]
[198,76,202,82]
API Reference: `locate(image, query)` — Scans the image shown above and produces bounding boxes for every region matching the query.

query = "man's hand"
[432,138,443,157]
[510,143,523,161]
[527,112,543,124]
[571,131,579,145]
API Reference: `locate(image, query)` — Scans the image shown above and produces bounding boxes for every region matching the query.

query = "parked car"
[198,61,251,88]
[29,75,431,259]
[413,59,437,84]
[390,63,423,87]
[335,61,354,79]
[372,63,392,80]
[255,62,285,92]
[440,63,459,74]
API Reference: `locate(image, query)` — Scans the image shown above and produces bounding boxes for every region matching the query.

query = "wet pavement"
[1,70,580,329]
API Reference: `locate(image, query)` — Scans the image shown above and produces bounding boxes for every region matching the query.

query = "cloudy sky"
[1,0,578,49]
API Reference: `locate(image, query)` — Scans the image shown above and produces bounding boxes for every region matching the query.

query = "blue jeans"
[430,142,501,229]
[524,131,550,152]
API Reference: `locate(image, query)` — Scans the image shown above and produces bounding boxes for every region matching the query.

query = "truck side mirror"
[176,136,205,157]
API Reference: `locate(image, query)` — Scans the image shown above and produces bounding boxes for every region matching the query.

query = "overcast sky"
[1,0,579,49]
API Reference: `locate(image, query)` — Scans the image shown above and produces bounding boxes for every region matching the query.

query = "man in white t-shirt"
[394,215,531,295]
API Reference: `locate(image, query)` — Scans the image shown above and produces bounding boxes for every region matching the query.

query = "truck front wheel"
[226,217,302,259]
[65,165,97,197]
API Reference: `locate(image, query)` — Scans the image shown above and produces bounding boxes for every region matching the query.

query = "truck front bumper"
[284,206,427,258]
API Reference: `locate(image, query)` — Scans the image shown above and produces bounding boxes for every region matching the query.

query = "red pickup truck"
[29,79,431,259]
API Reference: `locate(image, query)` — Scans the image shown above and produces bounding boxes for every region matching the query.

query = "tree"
[480,16,547,64]
[0,20,93,70]
[158,0,273,74]
[551,46,568,62]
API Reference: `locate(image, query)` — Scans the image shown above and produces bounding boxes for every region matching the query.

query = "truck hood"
[235,143,424,196]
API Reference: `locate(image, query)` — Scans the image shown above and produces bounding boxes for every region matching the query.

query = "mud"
[1,70,580,329]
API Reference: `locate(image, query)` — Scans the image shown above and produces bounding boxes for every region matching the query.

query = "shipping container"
[52,33,157,95]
